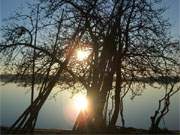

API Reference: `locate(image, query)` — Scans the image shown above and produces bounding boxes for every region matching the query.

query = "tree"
[1,2,85,133]
[150,81,180,133]
[0,0,179,133]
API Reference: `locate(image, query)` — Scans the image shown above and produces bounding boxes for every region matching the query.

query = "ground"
[1,126,179,134]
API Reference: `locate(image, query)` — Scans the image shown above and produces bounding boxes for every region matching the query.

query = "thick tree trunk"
[110,70,122,127]
[73,68,114,131]
[109,54,122,127]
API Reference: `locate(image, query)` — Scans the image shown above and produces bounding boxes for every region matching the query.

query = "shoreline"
[1,126,180,134]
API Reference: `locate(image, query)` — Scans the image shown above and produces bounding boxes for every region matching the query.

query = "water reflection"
[0,82,179,130]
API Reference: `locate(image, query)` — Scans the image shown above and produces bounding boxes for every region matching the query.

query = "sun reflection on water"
[73,94,88,111]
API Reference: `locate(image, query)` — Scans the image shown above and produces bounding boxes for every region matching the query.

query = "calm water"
[0,82,180,130]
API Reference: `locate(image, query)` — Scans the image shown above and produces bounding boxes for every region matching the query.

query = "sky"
[0,0,179,39]
[1,0,26,21]
[162,0,180,39]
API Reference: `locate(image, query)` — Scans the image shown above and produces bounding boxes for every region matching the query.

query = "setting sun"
[74,94,88,111]
[76,49,89,61]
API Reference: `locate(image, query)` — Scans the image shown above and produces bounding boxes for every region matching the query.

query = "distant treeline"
[0,74,73,86]
[0,74,180,85]
[131,76,180,84]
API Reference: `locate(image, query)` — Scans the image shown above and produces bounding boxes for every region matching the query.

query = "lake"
[0,82,179,130]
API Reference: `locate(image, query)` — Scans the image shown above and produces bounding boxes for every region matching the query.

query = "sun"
[74,94,88,111]
[76,49,89,61]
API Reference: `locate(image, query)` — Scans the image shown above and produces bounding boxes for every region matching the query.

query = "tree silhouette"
[0,0,179,133]
[150,83,180,133]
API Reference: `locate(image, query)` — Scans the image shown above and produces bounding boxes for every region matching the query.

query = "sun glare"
[74,94,88,111]
[76,49,89,61]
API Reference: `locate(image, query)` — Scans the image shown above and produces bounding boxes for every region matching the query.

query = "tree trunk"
[110,69,122,127]
[8,60,69,134]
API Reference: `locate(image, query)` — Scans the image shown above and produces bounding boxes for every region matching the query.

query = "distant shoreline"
[1,126,180,134]
[1,74,180,85]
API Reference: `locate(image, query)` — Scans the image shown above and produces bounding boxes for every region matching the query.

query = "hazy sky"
[0,0,179,38]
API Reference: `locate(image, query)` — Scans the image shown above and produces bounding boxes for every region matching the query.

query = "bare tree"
[150,83,180,133]
[49,0,179,130]
[1,2,87,133]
